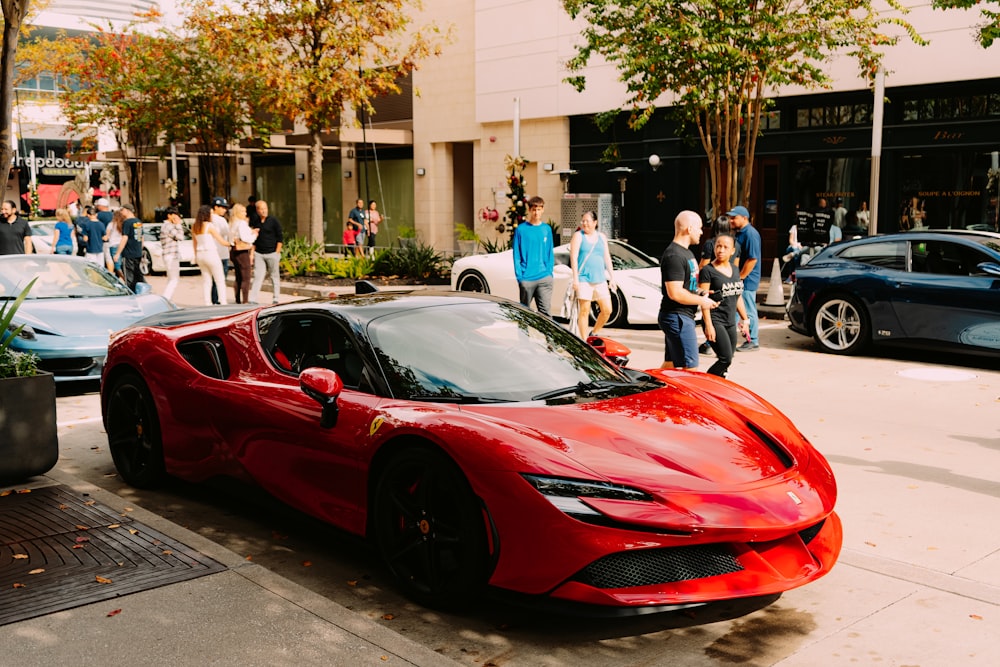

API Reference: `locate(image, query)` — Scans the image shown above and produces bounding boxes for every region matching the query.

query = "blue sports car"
[0,255,175,381]
[787,230,1000,356]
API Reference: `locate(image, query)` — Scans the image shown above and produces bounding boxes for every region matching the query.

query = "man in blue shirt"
[512,196,555,316]
[729,205,761,350]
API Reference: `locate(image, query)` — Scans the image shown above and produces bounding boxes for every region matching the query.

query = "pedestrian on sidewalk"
[249,199,283,304]
[209,197,232,304]
[229,203,256,304]
[113,204,145,292]
[729,205,761,351]
[698,234,749,378]
[159,206,186,301]
[658,210,717,370]
[192,205,228,305]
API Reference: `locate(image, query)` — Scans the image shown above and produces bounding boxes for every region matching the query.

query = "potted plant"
[455,223,480,256]
[0,278,59,484]
[397,225,417,248]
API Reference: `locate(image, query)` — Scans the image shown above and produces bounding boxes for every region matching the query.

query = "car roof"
[839,229,1000,248]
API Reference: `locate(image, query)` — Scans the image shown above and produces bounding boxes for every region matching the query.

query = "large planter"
[457,239,478,256]
[0,372,58,484]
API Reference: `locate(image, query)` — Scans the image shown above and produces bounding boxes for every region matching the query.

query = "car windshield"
[610,242,658,270]
[0,257,131,299]
[367,300,639,403]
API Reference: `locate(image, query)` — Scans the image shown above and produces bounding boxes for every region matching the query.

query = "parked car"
[29,220,78,255]
[139,220,198,276]
[451,239,663,327]
[101,289,841,611]
[0,255,176,381]
[787,229,1000,356]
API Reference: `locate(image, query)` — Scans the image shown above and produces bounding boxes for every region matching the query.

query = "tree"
[932,1,1000,47]
[159,28,276,203]
[18,11,175,218]
[563,0,925,217]
[188,0,447,242]
[0,0,31,202]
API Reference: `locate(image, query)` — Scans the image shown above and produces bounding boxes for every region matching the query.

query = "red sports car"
[101,291,841,612]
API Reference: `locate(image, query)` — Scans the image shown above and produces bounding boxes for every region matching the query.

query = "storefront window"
[899,151,998,232]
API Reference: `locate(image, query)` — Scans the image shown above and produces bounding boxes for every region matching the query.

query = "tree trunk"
[0,0,30,202]
[308,128,324,244]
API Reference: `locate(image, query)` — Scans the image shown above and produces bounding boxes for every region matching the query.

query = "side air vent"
[177,338,230,380]
[745,421,794,469]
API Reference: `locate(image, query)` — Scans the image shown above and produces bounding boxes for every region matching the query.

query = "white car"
[29,220,79,255]
[139,221,199,276]
[451,239,663,327]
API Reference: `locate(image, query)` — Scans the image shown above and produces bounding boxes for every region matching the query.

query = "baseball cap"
[725,205,750,218]
[211,197,231,208]
[94,198,110,207]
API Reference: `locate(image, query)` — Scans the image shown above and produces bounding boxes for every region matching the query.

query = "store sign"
[14,154,88,172]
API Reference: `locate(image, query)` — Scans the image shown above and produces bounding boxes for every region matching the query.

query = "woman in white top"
[105,212,123,277]
[228,203,257,304]
[569,210,616,339]
[192,204,228,305]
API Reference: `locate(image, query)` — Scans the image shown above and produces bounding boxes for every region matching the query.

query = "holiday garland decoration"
[503,154,530,232]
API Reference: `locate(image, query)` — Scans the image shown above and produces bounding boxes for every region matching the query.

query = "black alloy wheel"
[105,372,166,488]
[372,447,489,609]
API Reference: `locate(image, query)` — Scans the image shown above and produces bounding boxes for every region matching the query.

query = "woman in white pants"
[192,204,228,305]
[159,206,186,301]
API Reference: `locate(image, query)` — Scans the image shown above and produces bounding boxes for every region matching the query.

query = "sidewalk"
[2,467,459,667]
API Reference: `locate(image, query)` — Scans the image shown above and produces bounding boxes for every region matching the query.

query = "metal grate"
[0,485,225,626]
[572,544,744,589]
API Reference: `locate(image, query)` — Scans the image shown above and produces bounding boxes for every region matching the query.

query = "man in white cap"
[94,197,113,226]
[728,205,761,351]
[210,197,232,304]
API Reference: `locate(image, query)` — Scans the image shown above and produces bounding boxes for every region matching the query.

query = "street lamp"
[648,154,661,172]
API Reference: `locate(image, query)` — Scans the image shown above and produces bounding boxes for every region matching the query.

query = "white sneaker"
[782,252,794,263]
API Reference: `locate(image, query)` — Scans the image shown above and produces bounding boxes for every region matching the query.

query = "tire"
[105,372,166,488]
[140,248,153,276]
[456,270,489,294]
[591,288,627,328]
[372,448,489,609]
[811,295,870,355]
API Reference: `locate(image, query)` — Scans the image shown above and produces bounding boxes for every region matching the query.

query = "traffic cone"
[764,257,785,306]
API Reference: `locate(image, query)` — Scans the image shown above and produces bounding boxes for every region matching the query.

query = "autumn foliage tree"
[563,0,925,218]
[18,12,173,217]
[186,0,447,243]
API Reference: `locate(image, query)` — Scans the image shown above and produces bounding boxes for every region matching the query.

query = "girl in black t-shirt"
[698,234,749,378]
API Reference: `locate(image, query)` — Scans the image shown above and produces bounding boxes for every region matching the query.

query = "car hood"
[15,294,175,336]
[462,381,813,492]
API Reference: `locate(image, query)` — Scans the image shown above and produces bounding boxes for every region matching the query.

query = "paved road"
[50,274,1000,665]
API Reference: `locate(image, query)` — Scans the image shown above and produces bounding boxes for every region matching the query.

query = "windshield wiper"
[410,392,509,404]
[531,380,632,401]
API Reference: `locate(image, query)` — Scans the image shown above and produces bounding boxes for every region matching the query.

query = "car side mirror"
[300,367,344,429]
[976,262,1000,277]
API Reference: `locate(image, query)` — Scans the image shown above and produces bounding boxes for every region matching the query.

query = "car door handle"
[894,282,912,288]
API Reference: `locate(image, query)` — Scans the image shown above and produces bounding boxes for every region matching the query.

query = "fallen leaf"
[347,580,358,587]
[865,541,877,547]
[72,545,86,550]
[75,537,90,543]
[16,489,31,494]
[162,550,173,556]
[107,524,121,529]
[107,609,122,617]
[970,614,983,620]
[12,554,28,560]
[128,529,139,535]
[29,569,45,575]
[84,500,96,506]
[12,583,25,588]
[95,575,113,584]
[123,507,134,512]
[58,504,68,510]
[245,554,253,561]
[75,525,91,531]
[381,657,388,662]
[382,613,395,621]
[0,490,11,497]
[302,560,312,567]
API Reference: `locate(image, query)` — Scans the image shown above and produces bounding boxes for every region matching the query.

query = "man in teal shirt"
[512,196,555,316]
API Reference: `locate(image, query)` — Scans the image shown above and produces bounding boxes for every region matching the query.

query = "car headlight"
[7,323,36,341]
[522,474,653,517]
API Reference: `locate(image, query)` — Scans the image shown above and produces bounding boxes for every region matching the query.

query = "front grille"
[572,544,743,589]
[37,356,100,376]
